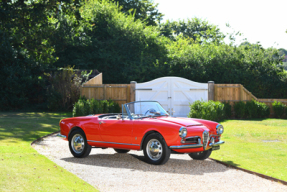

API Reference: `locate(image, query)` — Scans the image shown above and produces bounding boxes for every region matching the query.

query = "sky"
[153,0,287,49]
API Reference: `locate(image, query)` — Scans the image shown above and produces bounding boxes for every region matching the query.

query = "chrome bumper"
[169,140,225,149]
[209,140,225,146]
[57,133,66,138]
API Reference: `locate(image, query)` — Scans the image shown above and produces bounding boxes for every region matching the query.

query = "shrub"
[234,101,246,119]
[72,98,121,117]
[222,102,232,119]
[188,100,225,121]
[272,101,286,118]
[245,100,270,118]
[46,66,92,111]
[257,102,270,118]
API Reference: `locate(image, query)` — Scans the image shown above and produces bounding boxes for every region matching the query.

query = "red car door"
[99,119,133,144]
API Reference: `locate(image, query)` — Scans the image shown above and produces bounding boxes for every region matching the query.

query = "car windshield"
[125,101,168,119]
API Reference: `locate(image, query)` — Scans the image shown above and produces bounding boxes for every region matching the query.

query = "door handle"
[99,121,105,124]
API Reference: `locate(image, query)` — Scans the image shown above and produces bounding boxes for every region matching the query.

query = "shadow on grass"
[61,152,229,175]
[0,112,71,143]
[221,160,241,167]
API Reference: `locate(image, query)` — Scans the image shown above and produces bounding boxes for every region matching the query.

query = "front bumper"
[169,140,225,149]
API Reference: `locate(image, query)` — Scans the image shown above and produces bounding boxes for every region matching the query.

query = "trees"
[0,0,80,110]
[159,18,225,43]
[113,0,164,26]
[52,0,169,83]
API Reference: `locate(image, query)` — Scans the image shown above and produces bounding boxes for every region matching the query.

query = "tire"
[114,149,130,153]
[69,129,91,158]
[143,133,170,165]
[188,149,212,160]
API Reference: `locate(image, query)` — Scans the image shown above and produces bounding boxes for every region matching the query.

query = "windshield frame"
[123,101,169,120]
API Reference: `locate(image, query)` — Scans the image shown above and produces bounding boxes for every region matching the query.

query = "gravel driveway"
[33,134,287,192]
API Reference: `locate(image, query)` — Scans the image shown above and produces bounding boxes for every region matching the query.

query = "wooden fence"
[81,84,132,107]
[80,74,287,116]
[214,84,287,115]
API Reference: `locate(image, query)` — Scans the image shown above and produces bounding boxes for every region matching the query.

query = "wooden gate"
[135,77,208,117]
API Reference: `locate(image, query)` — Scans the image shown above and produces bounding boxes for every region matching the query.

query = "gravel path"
[33,134,287,192]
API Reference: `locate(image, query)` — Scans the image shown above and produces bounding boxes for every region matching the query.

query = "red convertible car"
[59,101,224,165]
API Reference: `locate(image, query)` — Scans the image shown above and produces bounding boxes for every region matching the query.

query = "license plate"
[212,145,220,150]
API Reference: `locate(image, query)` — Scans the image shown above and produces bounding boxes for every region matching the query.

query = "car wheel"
[143,133,170,165]
[114,149,130,153]
[69,129,91,158]
[188,149,212,160]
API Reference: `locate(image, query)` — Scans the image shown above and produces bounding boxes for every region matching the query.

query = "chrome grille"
[202,131,209,150]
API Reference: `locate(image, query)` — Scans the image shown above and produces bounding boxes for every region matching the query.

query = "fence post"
[208,81,215,101]
[130,81,136,102]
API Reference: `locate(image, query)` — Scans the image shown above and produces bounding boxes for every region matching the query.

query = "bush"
[257,102,270,118]
[72,98,121,117]
[272,101,286,118]
[46,66,92,111]
[222,102,232,119]
[245,100,270,118]
[234,101,246,119]
[188,100,225,121]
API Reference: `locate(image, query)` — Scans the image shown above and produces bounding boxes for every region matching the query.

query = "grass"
[0,112,97,192]
[210,118,287,181]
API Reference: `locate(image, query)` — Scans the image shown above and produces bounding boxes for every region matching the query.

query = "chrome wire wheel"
[146,139,163,161]
[71,134,85,154]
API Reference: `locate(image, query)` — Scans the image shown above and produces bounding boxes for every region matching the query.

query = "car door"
[99,118,133,144]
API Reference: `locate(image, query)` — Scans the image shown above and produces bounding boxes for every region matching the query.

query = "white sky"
[154,0,287,49]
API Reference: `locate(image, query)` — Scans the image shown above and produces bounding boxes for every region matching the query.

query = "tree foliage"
[159,18,225,43]
[1,0,287,111]
[113,0,164,26]
[52,0,169,83]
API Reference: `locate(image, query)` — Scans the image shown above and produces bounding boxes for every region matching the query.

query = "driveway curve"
[33,134,287,192]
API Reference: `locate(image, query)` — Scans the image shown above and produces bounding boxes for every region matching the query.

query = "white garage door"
[135,77,208,117]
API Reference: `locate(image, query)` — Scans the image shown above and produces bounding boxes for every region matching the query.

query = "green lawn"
[0,112,97,192]
[211,119,287,181]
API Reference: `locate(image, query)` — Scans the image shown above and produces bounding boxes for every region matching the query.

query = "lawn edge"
[30,131,60,146]
[209,158,287,186]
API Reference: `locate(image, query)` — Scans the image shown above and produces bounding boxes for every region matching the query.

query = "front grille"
[183,137,199,144]
[202,131,209,150]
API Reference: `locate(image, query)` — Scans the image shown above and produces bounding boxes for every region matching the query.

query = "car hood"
[157,117,202,127]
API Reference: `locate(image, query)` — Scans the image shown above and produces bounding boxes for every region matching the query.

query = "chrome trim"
[170,138,203,149]
[209,140,225,147]
[181,136,200,144]
[57,133,66,138]
[87,140,140,146]
[216,124,224,134]
[202,131,209,150]
[179,127,187,138]
[169,143,203,149]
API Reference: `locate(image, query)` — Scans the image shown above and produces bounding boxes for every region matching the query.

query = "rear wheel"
[188,149,212,160]
[143,133,170,165]
[69,129,91,158]
[114,149,130,153]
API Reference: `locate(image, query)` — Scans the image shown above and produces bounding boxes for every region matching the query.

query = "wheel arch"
[140,130,165,150]
[68,126,85,141]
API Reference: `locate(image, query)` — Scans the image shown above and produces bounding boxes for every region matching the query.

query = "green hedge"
[188,100,226,121]
[72,97,121,117]
[189,100,271,120]
[272,101,286,118]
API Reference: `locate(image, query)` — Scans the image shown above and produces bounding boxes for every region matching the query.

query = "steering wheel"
[144,108,157,116]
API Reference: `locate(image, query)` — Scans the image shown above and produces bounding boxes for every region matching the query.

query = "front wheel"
[143,133,170,165]
[69,129,91,158]
[188,149,212,160]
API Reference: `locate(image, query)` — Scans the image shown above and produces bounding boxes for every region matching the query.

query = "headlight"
[216,124,224,134]
[179,127,187,138]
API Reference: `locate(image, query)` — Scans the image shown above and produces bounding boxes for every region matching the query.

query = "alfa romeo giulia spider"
[59,101,224,165]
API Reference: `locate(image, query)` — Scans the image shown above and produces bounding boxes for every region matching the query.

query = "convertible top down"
[59,101,224,165]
